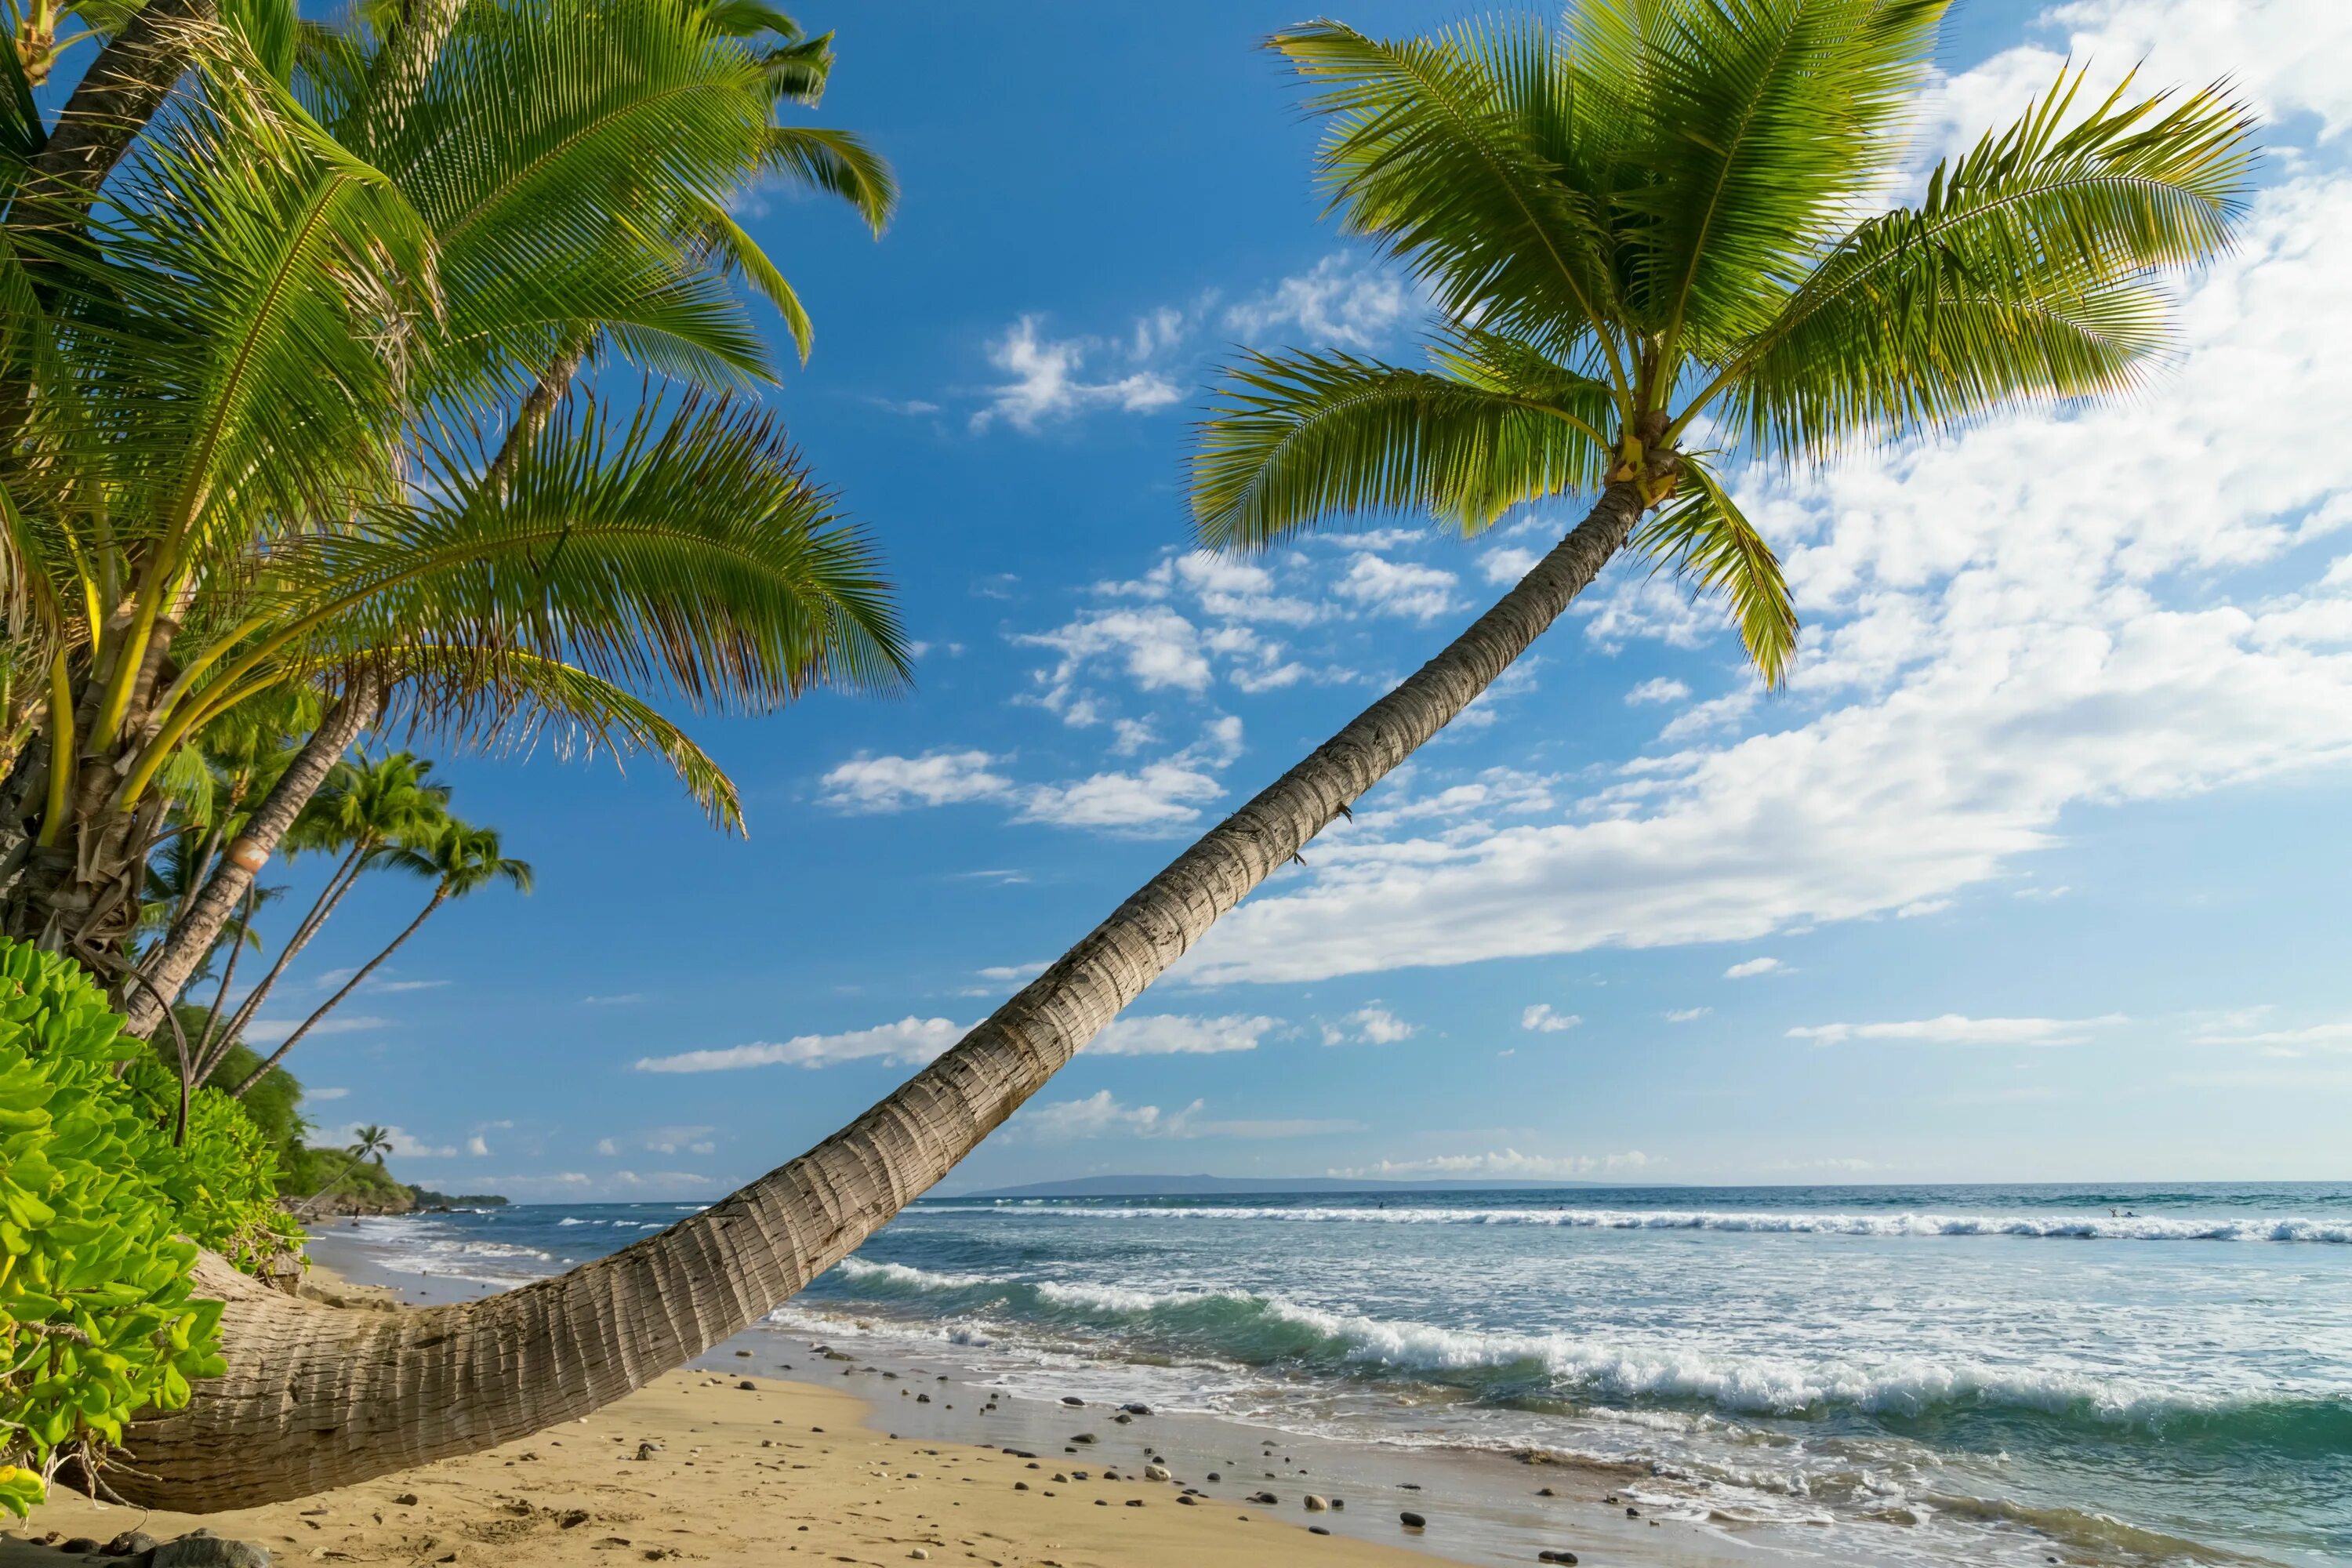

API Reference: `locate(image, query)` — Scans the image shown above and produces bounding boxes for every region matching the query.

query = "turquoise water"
[350,1182,2352,1566]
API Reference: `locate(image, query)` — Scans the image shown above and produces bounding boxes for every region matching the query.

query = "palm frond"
[1628,457,1797,688]
[760,125,895,234]
[695,199,812,361]
[1724,64,2256,455]
[1192,347,1616,550]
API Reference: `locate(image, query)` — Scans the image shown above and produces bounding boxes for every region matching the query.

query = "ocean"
[321,1181,2352,1567]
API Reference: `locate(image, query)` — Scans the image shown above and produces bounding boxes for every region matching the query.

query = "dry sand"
[10,1334,1465,1568]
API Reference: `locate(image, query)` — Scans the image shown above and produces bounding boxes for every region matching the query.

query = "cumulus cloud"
[636,1017,965,1073]
[821,750,1013,812]
[1087,1013,1283,1055]
[1787,1014,2129,1047]
[1723,957,1784,979]
[971,316,1181,433]
[1625,677,1692,706]
[1664,1007,1711,1024]
[1221,254,1411,349]
[1336,555,1461,622]
[1519,1004,1581,1033]
[1320,1006,1417,1046]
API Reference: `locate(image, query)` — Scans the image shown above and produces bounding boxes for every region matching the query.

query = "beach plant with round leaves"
[0,939,295,1512]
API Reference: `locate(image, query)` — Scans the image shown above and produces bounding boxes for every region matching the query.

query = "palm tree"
[231,815,530,1096]
[298,1123,396,1216]
[112,2,2254,1512]
[0,0,906,1025]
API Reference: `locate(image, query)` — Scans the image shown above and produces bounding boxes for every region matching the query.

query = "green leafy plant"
[0,939,295,1512]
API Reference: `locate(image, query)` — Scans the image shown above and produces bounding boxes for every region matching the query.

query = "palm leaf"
[1628,456,1797,688]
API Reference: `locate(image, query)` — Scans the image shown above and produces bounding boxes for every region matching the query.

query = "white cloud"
[1664,1007,1711,1024]
[1336,555,1461,622]
[1222,254,1410,349]
[1788,1014,2129,1047]
[1625,677,1691,706]
[602,1124,722,1155]
[307,1086,350,1101]
[821,750,1012,812]
[636,1016,965,1073]
[464,1134,490,1156]
[1519,1004,1581,1033]
[971,316,1181,433]
[242,1014,388,1045]
[1337,1149,1653,1180]
[1482,546,1541,585]
[2191,1017,2352,1054]
[1088,1013,1283,1055]
[1320,1006,1417,1046]
[368,978,448,994]
[1018,605,1214,710]
[1017,760,1224,831]
[1723,957,1784,979]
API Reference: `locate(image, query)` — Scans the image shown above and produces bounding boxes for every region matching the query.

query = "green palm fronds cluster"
[1192,0,2256,688]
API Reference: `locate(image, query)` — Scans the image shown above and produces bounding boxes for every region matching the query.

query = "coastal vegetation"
[0,0,2260,1523]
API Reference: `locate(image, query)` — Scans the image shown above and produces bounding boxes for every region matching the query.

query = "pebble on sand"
[1399,1510,1428,1530]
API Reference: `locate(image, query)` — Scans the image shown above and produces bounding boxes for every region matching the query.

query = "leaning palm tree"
[114,1,2254,1512]
[230,815,530,1096]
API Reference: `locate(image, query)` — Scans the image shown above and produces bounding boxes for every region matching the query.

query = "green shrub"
[0,942,296,1513]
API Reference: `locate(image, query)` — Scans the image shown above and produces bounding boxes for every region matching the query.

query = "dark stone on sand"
[1178,1494,1196,1506]
[1399,1511,1427,1530]
[1309,1526,1331,1536]
[1625,1507,1640,1518]
[152,1537,272,1568]
[1399,1481,1422,1490]
[1072,1433,1097,1443]
[1206,1472,1221,1481]
[1538,1552,1580,1564]
[1537,1486,1556,1497]
[1248,1492,1279,1505]
[738,1380,757,1390]
[60,1539,102,1555]
[1014,1482,1029,1491]
[1112,1413,1132,1424]
[1126,1499,1144,1508]
[557,1510,591,1530]
[105,1534,161,1559]
[391,1494,419,1507]
[1121,1403,1151,1415]
[1062,1396,1085,1406]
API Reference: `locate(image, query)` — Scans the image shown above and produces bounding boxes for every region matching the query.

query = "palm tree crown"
[1192,1,2256,684]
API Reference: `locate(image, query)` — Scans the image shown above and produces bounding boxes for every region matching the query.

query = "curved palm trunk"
[116,488,1642,1512]
[227,885,447,1095]
[125,677,378,1038]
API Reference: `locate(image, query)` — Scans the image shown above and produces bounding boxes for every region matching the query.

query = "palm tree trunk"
[209,844,368,1053]
[483,329,593,494]
[126,676,378,1038]
[228,887,447,1096]
[14,0,215,218]
[114,487,1643,1512]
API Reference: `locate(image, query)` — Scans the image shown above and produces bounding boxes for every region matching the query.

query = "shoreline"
[287,1229,1872,1568]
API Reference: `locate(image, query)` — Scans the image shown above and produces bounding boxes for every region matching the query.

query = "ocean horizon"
[320,1178,2351,1568]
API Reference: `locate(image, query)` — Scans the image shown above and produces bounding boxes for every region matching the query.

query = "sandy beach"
[5,1252,1480,1568]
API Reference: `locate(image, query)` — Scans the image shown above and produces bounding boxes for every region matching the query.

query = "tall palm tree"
[0,0,906,1024]
[113,1,2254,1512]
[231,815,530,1096]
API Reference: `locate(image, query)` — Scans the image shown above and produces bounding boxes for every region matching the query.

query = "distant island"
[412,1190,510,1209]
[955,1174,1621,1199]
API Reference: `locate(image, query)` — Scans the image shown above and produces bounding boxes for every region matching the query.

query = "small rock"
[1308,1526,1331,1536]
[635,1441,660,1461]
[1303,1495,1328,1512]
[1400,1481,1422,1490]
[391,1494,419,1507]
[1330,1499,1345,1511]
[1072,1433,1097,1444]
[1177,1494,1196,1506]
[105,1534,162,1559]
[1061,1396,1085,1406]
[152,1538,273,1568]
[1206,1471,1221,1481]
[1248,1491,1279,1505]
[60,1539,102,1555]
[1538,1552,1580,1565]
[909,1551,930,1561]
[735,1349,752,1357]
[1014,1482,1029,1491]
[1144,1464,1171,1482]
[1399,1511,1427,1530]
[1124,1499,1144,1508]
[1121,1403,1151,1415]
[1537,1486,1556,1497]
[1625,1507,1640,1518]
[738,1380,757,1391]
[916,1394,931,1403]
[1053,1473,1069,1483]
[1112,1413,1132,1425]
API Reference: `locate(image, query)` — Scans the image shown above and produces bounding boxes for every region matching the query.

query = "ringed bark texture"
[118,488,1643,1511]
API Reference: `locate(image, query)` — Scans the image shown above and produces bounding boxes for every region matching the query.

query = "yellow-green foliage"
[0,942,295,1513]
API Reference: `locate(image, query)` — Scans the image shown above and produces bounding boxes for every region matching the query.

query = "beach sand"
[6,1261,1471,1568]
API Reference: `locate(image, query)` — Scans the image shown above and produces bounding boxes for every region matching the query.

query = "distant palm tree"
[117,2,2259,1514]
[299,1123,397,1215]
[233,819,532,1097]
[196,752,453,1071]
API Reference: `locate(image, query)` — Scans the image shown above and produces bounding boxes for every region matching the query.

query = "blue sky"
[246,0,2352,1199]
